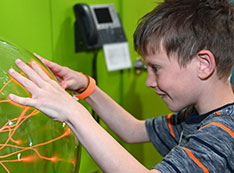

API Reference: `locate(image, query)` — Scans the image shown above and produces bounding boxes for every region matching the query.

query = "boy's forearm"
[85,86,149,143]
[65,109,158,173]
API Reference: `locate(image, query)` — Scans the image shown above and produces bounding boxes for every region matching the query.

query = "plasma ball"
[0,40,80,173]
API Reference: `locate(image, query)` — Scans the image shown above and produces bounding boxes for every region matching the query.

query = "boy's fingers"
[8,68,38,94]
[33,52,63,73]
[31,61,51,82]
[15,59,46,88]
[33,52,44,61]
[9,94,35,107]
[33,53,54,70]
[33,53,69,85]
[31,61,62,89]
[46,61,64,74]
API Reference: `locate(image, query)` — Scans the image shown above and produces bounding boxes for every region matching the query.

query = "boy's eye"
[152,66,159,73]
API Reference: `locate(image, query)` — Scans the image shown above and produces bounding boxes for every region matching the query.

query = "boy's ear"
[196,50,216,80]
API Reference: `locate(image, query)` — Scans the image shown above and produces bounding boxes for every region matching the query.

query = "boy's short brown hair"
[134,0,234,79]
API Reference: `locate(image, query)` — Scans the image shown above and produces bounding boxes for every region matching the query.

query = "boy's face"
[144,49,199,112]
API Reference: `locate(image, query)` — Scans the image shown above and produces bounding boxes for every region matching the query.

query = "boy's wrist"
[73,75,96,100]
[77,73,89,93]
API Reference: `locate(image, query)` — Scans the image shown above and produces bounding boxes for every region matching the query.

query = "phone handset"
[74,3,98,46]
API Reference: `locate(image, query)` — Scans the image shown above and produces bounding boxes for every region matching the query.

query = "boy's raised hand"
[33,53,87,92]
[8,59,82,122]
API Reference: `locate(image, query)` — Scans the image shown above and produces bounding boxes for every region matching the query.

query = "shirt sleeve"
[154,116,234,173]
[145,110,186,156]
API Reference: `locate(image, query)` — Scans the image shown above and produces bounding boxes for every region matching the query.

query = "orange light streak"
[20,155,37,162]
[0,79,12,93]
[0,107,30,150]
[0,155,37,163]
[0,162,9,173]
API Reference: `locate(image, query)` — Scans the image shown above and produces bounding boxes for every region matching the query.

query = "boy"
[8,0,234,172]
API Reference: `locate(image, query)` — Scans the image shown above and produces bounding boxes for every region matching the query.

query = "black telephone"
[74,3,127,52]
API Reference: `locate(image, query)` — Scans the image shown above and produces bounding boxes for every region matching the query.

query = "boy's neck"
[195,79,234,115]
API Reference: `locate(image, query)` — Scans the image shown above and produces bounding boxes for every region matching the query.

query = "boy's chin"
[167,104,186,112]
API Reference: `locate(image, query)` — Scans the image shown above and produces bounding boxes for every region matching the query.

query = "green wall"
[0,0,170,172]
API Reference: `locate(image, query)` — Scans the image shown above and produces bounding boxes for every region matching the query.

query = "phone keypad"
[98,27,127,45]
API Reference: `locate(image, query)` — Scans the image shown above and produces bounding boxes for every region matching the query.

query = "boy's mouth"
[156,92,167,98]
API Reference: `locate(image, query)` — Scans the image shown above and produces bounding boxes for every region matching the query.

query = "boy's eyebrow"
[143,58,157,66]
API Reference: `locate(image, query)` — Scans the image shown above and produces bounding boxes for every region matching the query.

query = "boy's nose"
[146,74,157,88]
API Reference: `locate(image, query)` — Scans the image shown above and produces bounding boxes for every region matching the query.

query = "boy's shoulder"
[180,103,234,130]
[199,103,234,132]
[202,102,233,122]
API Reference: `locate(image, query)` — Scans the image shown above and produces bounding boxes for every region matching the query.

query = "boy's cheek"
[157,77,172,90]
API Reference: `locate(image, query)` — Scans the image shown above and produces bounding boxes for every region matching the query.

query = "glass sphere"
[0,40,80,172]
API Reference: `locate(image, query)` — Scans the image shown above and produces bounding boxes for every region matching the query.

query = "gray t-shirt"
[146,103,234,172]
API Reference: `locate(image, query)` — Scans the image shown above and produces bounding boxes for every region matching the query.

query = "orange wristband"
[77,74,89,93]
[75,76,96,99]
